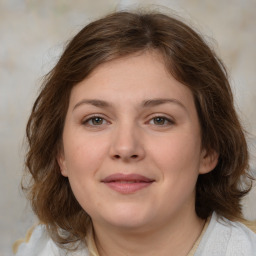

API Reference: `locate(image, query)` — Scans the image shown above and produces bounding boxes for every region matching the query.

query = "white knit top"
[15,212,256,256]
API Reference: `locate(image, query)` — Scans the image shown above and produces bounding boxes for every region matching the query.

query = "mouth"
[101,173,155,194]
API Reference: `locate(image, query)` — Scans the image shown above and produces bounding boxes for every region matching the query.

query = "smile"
[101,173,155,194]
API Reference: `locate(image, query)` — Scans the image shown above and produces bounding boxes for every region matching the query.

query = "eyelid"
[81,113,175,127]
[81,114,110,126]
[147,114,175,126]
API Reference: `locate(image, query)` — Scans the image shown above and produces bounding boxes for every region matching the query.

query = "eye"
[82,116,108,126]
[149,116,174,126]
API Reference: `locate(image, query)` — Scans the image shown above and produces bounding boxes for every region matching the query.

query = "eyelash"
[148,116,174,126]
[82,115,108,126]
[81,115,175,127]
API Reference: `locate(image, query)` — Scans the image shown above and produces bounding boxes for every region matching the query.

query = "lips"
[101,173,155,194]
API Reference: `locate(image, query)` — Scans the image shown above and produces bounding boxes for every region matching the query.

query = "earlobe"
[199,149,219,175]
[57,153,68,177]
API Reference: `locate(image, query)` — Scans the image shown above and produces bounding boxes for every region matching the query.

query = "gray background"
[1,0,256,255]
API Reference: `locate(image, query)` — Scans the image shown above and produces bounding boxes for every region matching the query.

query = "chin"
[98,205,155,231]
[107,218,152,232]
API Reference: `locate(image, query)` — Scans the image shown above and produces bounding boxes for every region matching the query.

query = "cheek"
[149,131,202,171]
[71,149,101,173]
[148,131,201,197]
[63,138,109,212]
[142,134,201,217]
[63,134,109,178]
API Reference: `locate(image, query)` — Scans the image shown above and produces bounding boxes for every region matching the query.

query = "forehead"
[68,51,195,112]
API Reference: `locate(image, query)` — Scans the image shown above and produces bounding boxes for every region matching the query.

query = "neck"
[92,210,205,256]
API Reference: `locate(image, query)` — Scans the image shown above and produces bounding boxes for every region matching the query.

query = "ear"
[199,149,219,174]
[57,151,68,177]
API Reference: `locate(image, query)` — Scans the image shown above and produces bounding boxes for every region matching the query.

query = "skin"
[58,51,218,256]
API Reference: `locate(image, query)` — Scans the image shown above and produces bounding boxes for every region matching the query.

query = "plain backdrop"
[0,0,255,255]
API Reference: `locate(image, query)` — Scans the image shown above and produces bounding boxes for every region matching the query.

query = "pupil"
[155,117,164,125]
[93,117,102,125]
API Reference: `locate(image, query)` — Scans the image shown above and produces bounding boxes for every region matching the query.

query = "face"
[58,52,217,232]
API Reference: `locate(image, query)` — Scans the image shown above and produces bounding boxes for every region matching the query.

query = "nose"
[109,122,145,162]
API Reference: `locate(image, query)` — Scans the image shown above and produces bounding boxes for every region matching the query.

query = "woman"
[14,10,256,256]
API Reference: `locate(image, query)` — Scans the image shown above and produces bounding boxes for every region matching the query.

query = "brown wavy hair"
[23,10,252,248]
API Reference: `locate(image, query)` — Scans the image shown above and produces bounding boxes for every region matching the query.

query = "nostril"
[113,154,138,159]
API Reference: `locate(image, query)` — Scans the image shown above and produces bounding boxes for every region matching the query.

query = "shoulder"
[14,225,57,256]
[14,225,89,256]
[225,218,256,255]
[195,212,256,256]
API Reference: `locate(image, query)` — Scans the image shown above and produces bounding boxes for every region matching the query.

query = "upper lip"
[102,173,155,183]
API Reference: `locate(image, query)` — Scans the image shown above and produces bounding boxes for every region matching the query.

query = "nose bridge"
[110,119,144,161]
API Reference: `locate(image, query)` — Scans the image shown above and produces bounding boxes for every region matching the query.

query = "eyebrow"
[73,99,112,110]
[73,98,186,111]
[142,98,186,110]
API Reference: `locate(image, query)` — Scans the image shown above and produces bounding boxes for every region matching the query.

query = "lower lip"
[104,182,153,194]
